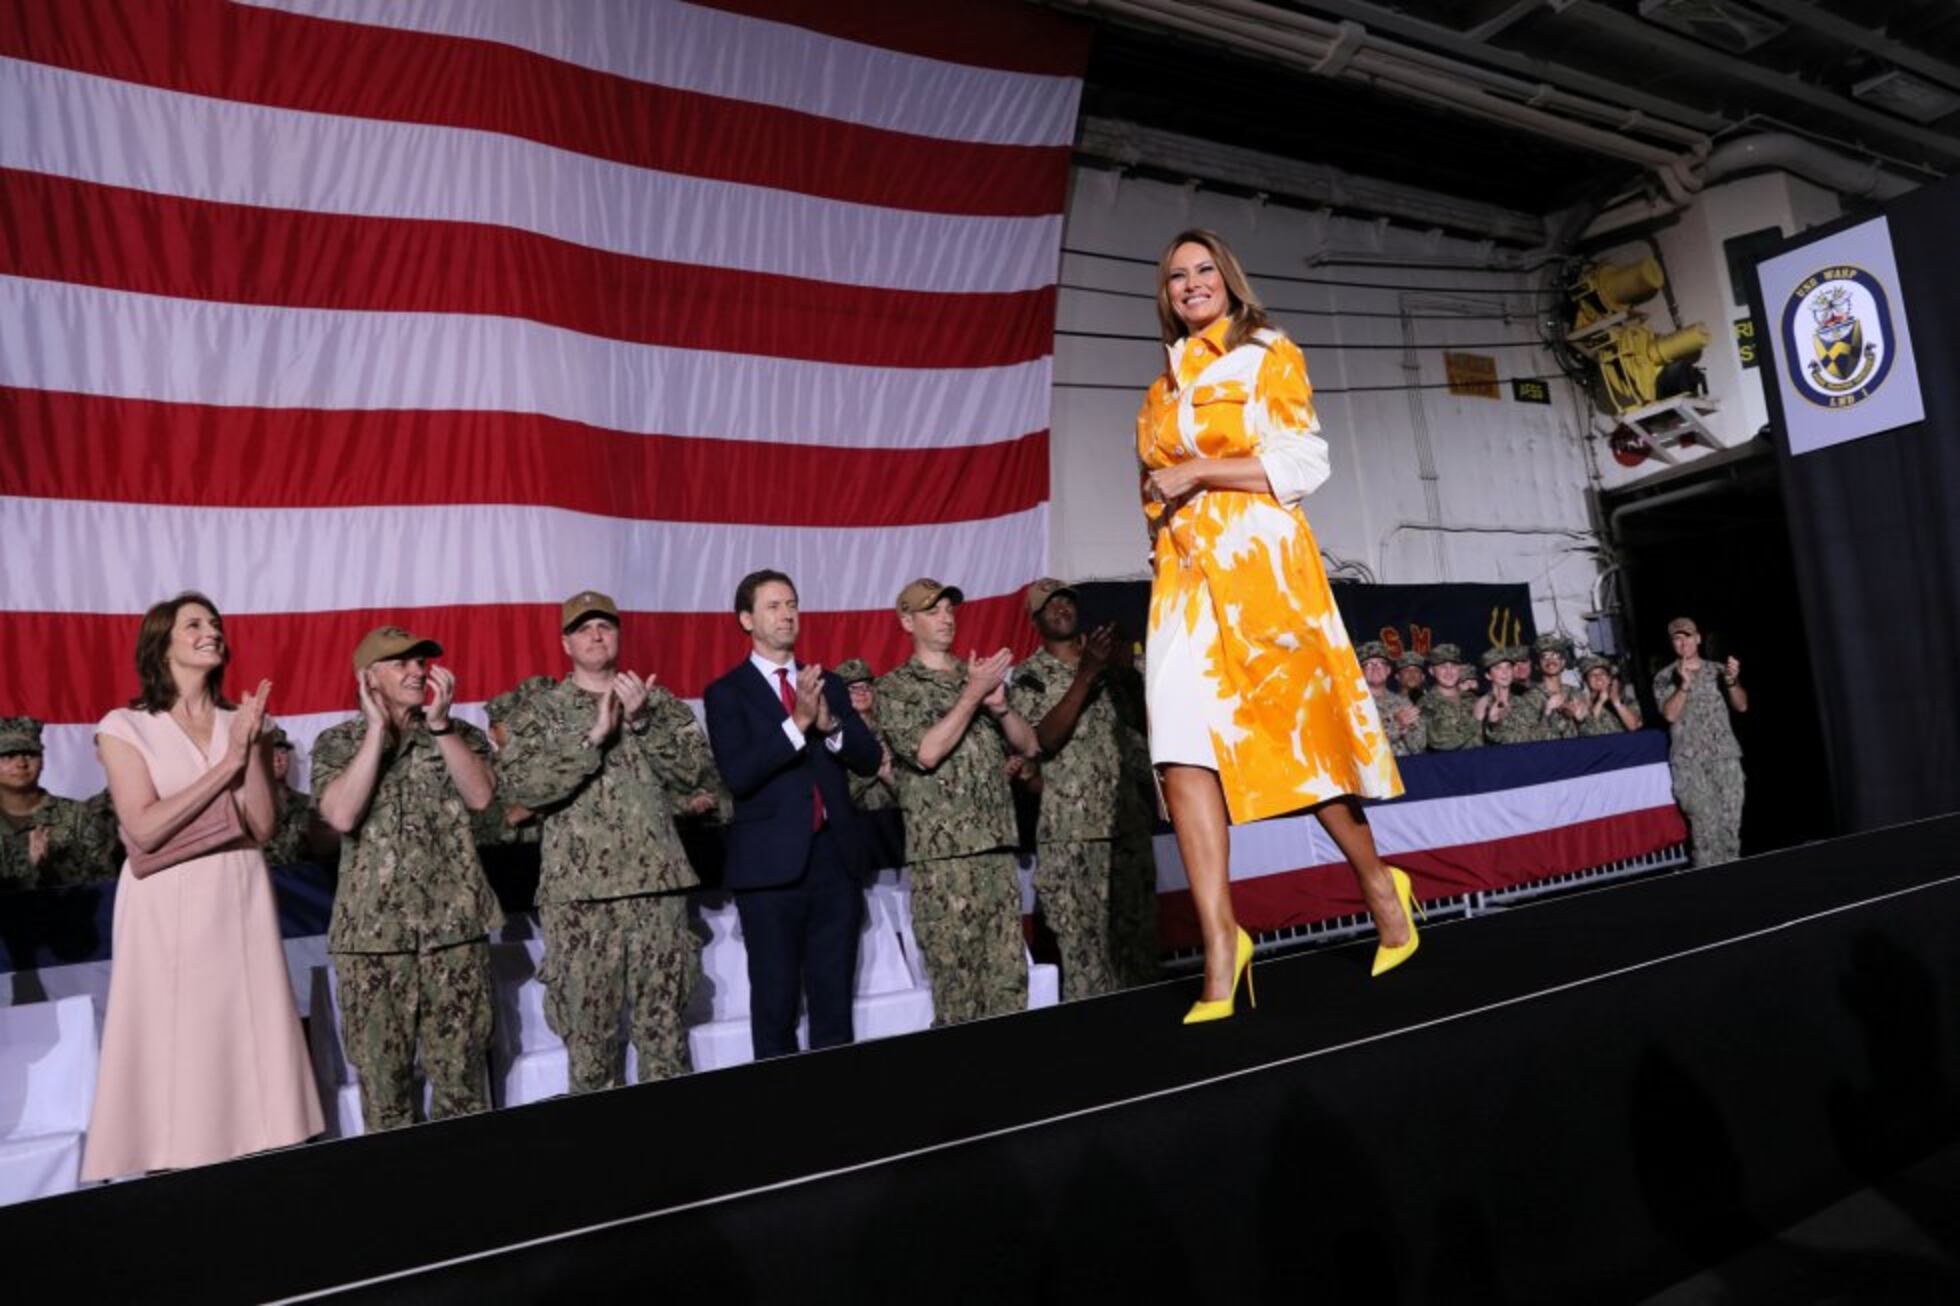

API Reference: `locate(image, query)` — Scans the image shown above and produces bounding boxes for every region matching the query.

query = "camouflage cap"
[833,658,875,685]
[1481,645,1515,669]
[1354,640,1393,665]
[1578,656,1614,676]
[353,625,444,672]
[1532,632,1573,659]
[1396,651,1428,670]
[561,589,620,633]
[1507,646,1532,664]
[0,715,44,755]
[487,675,558,724]
[1427,643,1464,667]
[265,724,295,751]
[896,578,964,615]
[1666,616,1699,637]
[1023,577,1078,617]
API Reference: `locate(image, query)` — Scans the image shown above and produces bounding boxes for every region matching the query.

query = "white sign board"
[1755,215,1925,455]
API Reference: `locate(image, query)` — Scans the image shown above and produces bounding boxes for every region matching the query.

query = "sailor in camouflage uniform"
[314,627,503,1132]
[496,591,724,1091]
[477,676,556,849]
[1577,656,1643,736]
[1007,579,1128,1001]
[1357,641,1427,756]
[1509,647,1535,696]
[1418,645,1482,752]
[876,579,1042,1026]
[1653,617,1748,866]
[260,725,328,867]
[1,716,120,889]
[1394,650,1428,705]
[1479,646,1551,745]
[1102,632,1161,987]
[1531,633,1584,741]
[834,659,897,813]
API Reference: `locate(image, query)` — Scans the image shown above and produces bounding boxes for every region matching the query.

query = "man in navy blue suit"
[704,570,885,1059]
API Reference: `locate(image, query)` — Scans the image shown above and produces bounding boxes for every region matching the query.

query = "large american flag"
[1,0,1088,794]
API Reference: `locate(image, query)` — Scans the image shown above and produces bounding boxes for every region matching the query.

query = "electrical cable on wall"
[1063,282,1536,321]
[1063,247,1565,296]
[1059,328,1553,350]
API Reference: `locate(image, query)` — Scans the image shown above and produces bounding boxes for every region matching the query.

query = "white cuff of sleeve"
[779,718,807,750]
[1256,429,1331,507]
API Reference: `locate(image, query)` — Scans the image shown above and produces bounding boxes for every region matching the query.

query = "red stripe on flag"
[0,388,1049,526]
[0,596,1045,724]
[0,172,1059,370]
[1154,809,1692,950]
[689,0,1094,77]
[0,0,1073,218]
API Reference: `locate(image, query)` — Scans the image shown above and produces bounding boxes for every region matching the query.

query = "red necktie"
[776,668,826,831]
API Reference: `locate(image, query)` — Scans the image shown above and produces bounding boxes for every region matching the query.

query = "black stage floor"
[9,815,1960,1304]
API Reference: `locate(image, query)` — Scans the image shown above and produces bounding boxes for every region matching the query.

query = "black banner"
[1751,176,1960,833]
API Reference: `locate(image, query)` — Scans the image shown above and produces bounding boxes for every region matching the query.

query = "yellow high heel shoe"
[1183,927,1256,1024]
[1370,866,1425,978]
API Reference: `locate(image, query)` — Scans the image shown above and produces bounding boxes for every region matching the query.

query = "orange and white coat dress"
[1137,314,1403,824]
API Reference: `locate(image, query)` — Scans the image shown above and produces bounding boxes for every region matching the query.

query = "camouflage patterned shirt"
[1534,680,1583,741]
[312,717,504,953]
[1652,661,1742,761]
[495,678,722,904]
[1485,686,1551,745]
[0,791,120,890]
[1578,687,1640,737]
[1370,687,1427,756]
[261,783,316,867]
[876,657,1018,863]
[1420,691,1484,752]
[1008,647,1124,843]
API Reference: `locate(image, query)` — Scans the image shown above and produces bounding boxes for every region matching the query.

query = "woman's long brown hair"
[129,591,234,713]
[1154,228,1272,355]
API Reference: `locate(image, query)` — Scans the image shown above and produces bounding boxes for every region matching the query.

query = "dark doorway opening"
[1601,444,1837,856]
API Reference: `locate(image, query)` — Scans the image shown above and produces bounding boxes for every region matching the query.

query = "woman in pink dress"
[82,592,323,1179]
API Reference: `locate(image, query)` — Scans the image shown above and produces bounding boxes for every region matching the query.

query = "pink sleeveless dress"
[82,708,323,1179]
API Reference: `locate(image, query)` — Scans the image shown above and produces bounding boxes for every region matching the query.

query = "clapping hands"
[229,679,273,764]
[963,648,1014,710]
[423,666,457,730]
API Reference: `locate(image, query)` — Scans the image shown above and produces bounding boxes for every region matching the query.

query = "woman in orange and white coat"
[1136,228,1421,1023]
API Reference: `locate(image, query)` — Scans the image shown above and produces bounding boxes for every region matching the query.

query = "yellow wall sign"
[1733,316,1759,370]
[1445,351,1499,399]
[1511,378,1552,405]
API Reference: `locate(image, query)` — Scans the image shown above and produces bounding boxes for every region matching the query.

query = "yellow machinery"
[1567,256,1711,415]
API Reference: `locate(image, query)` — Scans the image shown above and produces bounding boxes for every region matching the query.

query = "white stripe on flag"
[1154,763,1680,892]
[4,496,1049,618]
[1,59,1064,295]
[239,0,1083,148]
[0,277,1052,449]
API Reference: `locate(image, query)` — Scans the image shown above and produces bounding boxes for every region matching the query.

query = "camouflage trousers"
[540,893,698,1093]
[1034,839,1118,1002]
[1673,754,1746,868]
[335,941,493,1133]
[1107,827,1162,988]
[909,850,1026,1027]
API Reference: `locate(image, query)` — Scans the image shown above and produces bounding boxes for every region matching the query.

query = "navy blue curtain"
[1753,179,1960,833]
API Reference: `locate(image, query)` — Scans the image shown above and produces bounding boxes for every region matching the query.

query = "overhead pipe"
[1076,116,1549,244]
[1262,0,1732,134]
[1077,0,1693,169]
[1201,0,1709,148]
[1068,1,1925,253]
[1746,0,1960,96]
[1556,0,1960,166]
[1583,131,1920,241]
